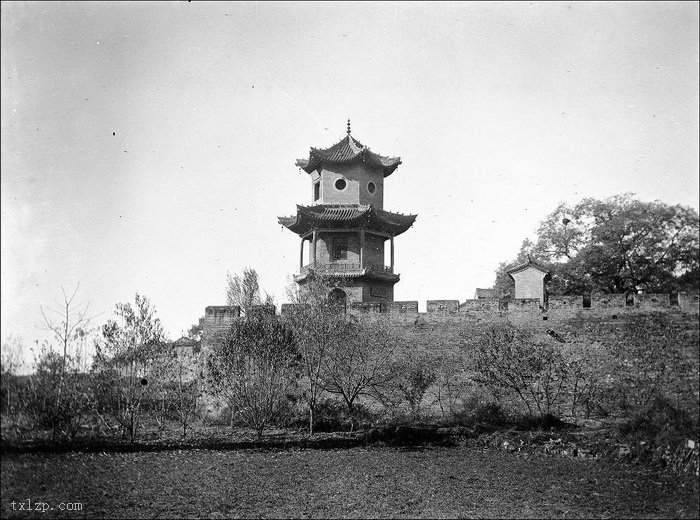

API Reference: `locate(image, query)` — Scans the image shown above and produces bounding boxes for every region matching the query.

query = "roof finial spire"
[347,118,351,135]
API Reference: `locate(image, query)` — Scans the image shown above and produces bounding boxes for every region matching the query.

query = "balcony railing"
[299,263,394,275]
[366,264,394,274]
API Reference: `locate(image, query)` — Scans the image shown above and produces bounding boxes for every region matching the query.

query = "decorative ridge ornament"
[347,118,351,135]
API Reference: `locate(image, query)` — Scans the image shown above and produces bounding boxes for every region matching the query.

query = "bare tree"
[285,274,346,435]
[562,338,613,419]
[38,284,95,440]
[226,267,274,314]
[1,335,24,418]
[152,345,203,437]
[320,318,396,428]
[473,324,568,417]
[429,354,468,418]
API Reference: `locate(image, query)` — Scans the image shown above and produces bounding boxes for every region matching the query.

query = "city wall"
[273,291,700,324]
[201,292,699,350]
[198,293,699,418]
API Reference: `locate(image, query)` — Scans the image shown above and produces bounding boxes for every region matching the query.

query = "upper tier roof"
[278,204,417,237]
[295,133,402,177]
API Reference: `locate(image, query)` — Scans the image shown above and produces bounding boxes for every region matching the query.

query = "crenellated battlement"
[200,292,699,344]
[276,292,697,321]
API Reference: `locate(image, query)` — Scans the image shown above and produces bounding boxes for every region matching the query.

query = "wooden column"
[299,237,305,271]
[359,229,365,268]
[390,236,394,270]
[312,230,318,265]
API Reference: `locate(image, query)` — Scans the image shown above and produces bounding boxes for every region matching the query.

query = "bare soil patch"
[2,446,697,519]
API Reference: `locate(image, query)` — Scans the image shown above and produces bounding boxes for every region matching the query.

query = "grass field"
[2,446,698,519]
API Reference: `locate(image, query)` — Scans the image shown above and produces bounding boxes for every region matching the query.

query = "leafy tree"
[206,315,298,439]
[493,194,699,296]
[226,267,275,315]
[93,294,166,442]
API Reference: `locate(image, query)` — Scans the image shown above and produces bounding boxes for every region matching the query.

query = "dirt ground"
[2,446,698,519]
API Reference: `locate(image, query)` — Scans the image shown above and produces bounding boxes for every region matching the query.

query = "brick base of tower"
[297,277,396,304]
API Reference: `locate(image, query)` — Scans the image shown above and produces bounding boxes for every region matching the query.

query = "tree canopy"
[493,194,699,297]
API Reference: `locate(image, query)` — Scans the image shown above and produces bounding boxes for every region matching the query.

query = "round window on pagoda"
[334,178,347,191]
[367,181,376,194]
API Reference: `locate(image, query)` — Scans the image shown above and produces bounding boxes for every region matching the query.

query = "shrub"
[389,354,437,418]
[24,346,92,441]
[206,315,299,439]
[618,396,696,448]
[471,403,510,428]
[512,413,572,431]
[304,399,376,433]
[450,402,509,432]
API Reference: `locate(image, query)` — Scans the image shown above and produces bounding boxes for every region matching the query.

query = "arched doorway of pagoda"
[328,288,347,312]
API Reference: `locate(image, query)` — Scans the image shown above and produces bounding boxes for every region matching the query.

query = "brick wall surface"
[427,300,460,315]
[592,293,627,308]
[201,306,240,349]
[384,301,419,315]
[548,296,584,310]
[348,302,382,315]
[680,292,700,308]
[633,293,670,308]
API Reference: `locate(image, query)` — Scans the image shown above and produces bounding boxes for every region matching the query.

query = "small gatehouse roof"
[506,258,551,277]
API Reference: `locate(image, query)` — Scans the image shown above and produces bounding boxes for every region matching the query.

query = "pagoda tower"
[278,121,417,305]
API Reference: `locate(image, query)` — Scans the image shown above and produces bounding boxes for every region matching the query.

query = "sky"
[2,1,699,365]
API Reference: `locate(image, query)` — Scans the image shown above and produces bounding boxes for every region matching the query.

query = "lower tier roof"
[278,204,417,237]
[293,265,400,284]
